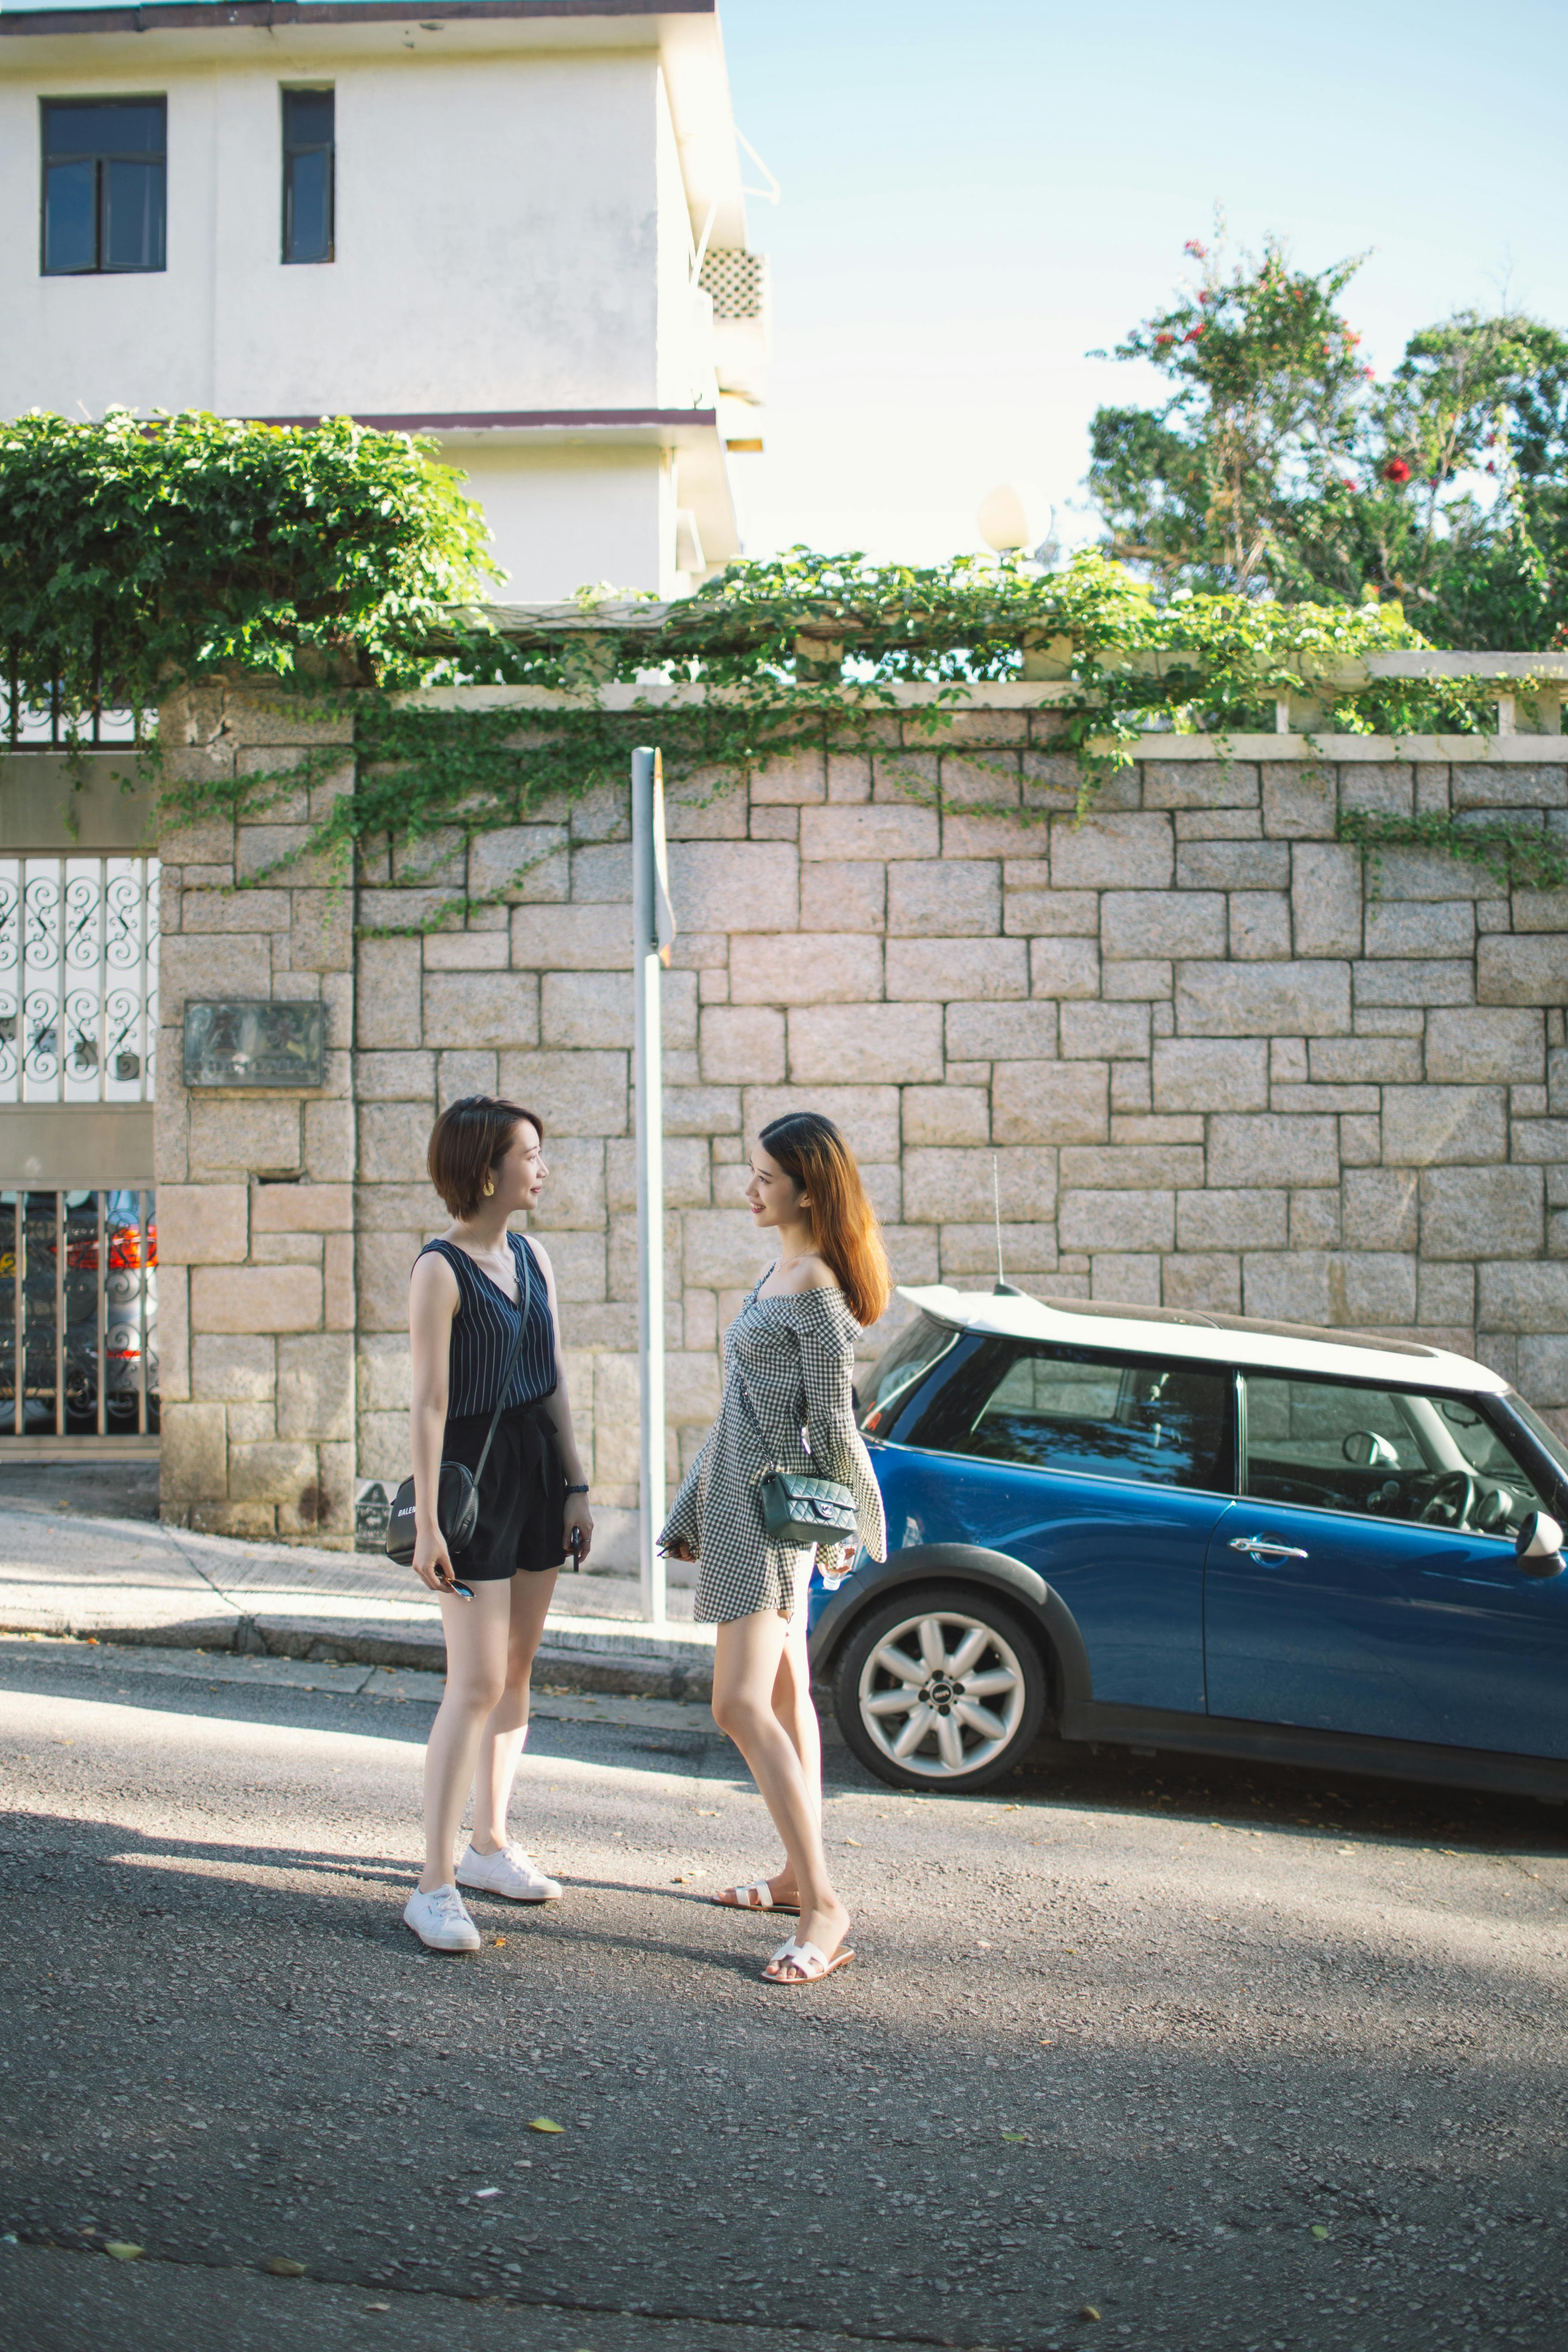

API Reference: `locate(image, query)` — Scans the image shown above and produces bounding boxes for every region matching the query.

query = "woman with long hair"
[660,1111,888,1985]
[401,1096,594,1953]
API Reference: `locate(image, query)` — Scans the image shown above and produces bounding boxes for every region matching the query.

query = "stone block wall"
[156,682,359,1539]
[156,681,1568,1551]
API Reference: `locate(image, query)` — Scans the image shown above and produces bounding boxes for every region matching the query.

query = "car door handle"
[1229,1534,1310,1563]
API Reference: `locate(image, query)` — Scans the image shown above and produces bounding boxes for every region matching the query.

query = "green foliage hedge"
[4,411,1563,917]
[0,407,494,729]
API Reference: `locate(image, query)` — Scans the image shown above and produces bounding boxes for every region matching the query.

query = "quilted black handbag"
[736,1377,858,1550]
[757,1469,859,1548]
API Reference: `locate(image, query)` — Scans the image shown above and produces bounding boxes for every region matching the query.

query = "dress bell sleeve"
[659,1436,707,1554]
[799,1322,888,1564]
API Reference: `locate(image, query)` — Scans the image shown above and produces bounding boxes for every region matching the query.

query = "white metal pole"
[632,745,667,1627]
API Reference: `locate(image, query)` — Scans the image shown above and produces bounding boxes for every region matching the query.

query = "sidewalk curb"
[0,1611,715,1701]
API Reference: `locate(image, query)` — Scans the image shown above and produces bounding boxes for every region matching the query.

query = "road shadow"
[999,1734,1568,1858]
[0,1647,443,1747]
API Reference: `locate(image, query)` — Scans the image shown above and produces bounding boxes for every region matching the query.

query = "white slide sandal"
[711,1878,800,1915]
[763,1935,855,1986]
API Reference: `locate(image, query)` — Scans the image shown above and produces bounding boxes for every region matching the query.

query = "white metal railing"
[0,857,160,1103]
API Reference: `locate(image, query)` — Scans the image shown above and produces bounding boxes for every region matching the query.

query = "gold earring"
[483,1179,495,1199]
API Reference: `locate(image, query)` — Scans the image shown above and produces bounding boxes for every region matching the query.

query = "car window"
[903,1339,1230,1490]
[1501,1389,1568,1487]
[857,1311,961,1436]
[1431,1394,1530,1478]
[1244,1375,1548,1535]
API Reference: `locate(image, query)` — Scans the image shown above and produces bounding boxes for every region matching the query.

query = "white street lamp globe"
[977,483,1031,553]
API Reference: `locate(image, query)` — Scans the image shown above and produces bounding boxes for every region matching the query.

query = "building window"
[282,87,334,264]
[41,98,166,275]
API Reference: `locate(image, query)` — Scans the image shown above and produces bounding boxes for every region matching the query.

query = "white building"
[0,1,770,1464]
[0,0,771,597]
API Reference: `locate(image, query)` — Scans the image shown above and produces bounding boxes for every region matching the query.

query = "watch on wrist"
[565,1482,589,1496]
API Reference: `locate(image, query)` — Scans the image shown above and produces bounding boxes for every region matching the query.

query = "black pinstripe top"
[418,1233,557,1418]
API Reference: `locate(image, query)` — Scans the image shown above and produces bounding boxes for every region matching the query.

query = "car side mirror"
[1343,1429,1398,1468]
[1515,1511,1565,1578]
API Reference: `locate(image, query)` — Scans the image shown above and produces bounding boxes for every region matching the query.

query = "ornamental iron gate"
[0,1189,157,1438]
[0,856,159,1102]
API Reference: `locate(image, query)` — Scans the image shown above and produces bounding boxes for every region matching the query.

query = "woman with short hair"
[401,1096,594,1954]
[661,1112,888,1985]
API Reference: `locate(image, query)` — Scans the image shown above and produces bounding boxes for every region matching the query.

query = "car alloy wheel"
[832,1584,1047,1792]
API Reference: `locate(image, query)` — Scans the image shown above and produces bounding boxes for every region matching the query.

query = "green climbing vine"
[1,413,1556,925]
[1336,808,1568,895]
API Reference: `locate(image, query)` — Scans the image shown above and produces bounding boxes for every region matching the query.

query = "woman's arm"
[659,1439,708,1561]
[532,1239,595,1566]
[800,1328,888,1565]
[408,1249,460,1592]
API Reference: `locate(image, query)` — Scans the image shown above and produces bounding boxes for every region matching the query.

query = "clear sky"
[11,0,1564,572]
[718,0,1568,569]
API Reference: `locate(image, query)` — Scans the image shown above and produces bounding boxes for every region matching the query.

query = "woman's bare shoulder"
[521,1230,555,1284]
[409,1244,460,1305]
[766,1252,840,1297]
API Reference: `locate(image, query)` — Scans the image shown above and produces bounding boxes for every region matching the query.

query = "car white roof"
[896,1286,1508,1397]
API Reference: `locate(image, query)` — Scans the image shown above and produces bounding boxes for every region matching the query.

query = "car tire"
[831,1582,1049,1794]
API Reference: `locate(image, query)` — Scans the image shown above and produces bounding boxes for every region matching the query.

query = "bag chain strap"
[728,1356,855,1519]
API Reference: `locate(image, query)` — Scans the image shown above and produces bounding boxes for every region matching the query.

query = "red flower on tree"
[1184,325,1205,342]
[1382,459,1412,485]
[1154,332,1174,347]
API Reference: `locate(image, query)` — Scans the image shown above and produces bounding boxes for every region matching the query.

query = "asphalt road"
[3,1633,1567,2352]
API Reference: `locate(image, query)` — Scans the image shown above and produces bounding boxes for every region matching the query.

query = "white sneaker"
[403,1884,482,1952]
[456,1841,563,1903]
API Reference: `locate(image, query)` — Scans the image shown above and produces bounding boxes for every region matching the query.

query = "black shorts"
[442,1396,566,1581]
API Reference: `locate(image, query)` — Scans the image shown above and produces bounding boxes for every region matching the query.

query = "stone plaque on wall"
[183,1000,326,1089]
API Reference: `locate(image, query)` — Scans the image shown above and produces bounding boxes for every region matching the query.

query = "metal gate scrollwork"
[0,856,159,1103]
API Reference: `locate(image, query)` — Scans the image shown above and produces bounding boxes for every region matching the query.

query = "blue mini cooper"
[808,1288,1568,1797]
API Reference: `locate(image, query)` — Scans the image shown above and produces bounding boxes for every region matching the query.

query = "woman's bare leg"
[471,1567,559,1854]
[711,1607,848,1971]
[748,1618,820,1904]
[419,1582,511,1892]
[774,1616,822,1830]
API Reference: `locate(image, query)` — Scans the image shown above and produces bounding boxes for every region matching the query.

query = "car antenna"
[992,1153,1024,1296]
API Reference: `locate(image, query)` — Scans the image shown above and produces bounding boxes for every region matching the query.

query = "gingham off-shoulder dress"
[661,1280,888,1625]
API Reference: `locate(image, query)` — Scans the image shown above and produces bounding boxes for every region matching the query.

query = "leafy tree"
[1089,234,1369,597]
[1088,237,1568,647]
[0,408,495,729]
[1375,313,1568,646]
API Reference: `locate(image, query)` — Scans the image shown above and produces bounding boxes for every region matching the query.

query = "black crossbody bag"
[385,1259,529,1569]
